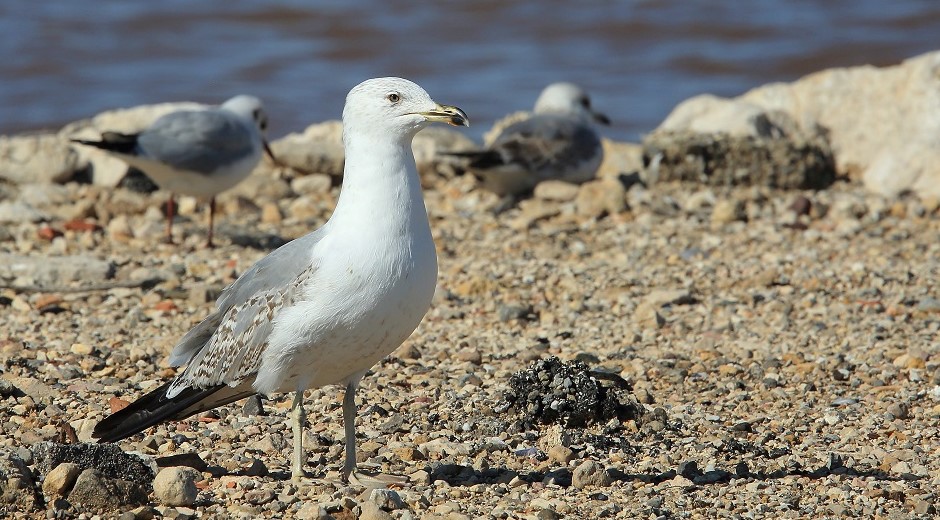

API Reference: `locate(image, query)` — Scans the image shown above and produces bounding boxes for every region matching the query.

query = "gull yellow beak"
[420,103,469,127]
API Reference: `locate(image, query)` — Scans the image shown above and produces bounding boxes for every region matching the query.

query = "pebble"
[571,460,612,489]
[41,462,80,496]
[0,140,937,519]
[152,467,200,507]
[369,488,406,510]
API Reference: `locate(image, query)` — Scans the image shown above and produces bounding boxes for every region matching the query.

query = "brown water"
[2,1,939,142]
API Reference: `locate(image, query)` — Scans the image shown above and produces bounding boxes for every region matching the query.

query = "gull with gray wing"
[72,95,275,247]
[450,82,610,196]
[91,78,469,484]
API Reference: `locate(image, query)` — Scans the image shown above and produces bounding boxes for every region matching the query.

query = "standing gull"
[72,95,275,247]
[450,82,610,196]
[92,78,469,483]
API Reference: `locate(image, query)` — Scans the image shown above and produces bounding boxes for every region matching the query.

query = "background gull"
[449,82,610,197]
[72,95,274,247]
[91,77,469,484]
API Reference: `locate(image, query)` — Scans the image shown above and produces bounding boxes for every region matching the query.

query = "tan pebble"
[176,196,198,216]
[42,462,81,496]
[260,202,282,224]
[69,343,93,355]
[547,445,575,464]
[711,199,746,225]
[575,178,627,219]
[534,180,580,202]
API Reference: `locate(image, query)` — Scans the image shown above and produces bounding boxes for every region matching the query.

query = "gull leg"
[341,381,358,482]
[164,194,176,244]
[291,390,306,481]
[342,379,408,487]
[206,197,216,248]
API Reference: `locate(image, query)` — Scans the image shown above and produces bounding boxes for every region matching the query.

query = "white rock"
[291,174,332,195]
[571,460,612,489]
[656,50,940,198]
[0,253,115,287]
[152,466,200,507]
[369,488,406,510]
[0,134,81,185]
[268,121,345,177]
[0,201,49,223]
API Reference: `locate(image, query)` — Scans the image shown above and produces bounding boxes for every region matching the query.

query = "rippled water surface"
[2,1,939,142]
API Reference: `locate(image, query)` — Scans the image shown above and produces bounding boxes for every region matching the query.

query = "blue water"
[1,1,938,142]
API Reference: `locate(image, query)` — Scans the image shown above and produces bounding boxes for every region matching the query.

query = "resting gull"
[72,95,275,247]
[92,78,469,483]
[450,82,610,196]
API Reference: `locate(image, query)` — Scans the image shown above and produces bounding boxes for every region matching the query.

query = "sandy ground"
[1,171,939,519]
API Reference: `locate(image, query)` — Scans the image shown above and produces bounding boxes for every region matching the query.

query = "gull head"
[344,77,469,141]
[534,82,610,125]
[221,95,276,161]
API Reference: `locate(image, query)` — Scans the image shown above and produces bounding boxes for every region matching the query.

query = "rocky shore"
[1,53,939,519]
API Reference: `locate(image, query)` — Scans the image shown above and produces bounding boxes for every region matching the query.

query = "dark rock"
[68,468,148,511]
[497,304,534,322]
[155,453,209,472]
[241,394,265,417]
[642,130,836,189]
[788,195,812,216]
[678,460,700,479]
[227,232,288,251]
[118,168,159,193]
[0,448,41,510]
[32,442,155,488]
[502,357,643,428]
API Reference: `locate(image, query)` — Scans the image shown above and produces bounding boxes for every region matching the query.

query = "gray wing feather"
[168,229,326,368]
[137,109,255,174]
[491,115,601,174]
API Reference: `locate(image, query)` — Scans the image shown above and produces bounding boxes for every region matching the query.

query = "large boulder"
[0,133,82,185]
[654,49,940,198]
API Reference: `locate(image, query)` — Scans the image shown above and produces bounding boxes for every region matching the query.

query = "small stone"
[455,347,483,365]
[711,199,746,224]
[571,460,611,489]
[291,174,333,195]
[575,178,627,219]
[392,447,424,462]
[885,402,910,420]
[547,445,575,464]
[534,180,580,202]
[359,501,394,520]
[68,468,148,510]
[633,302,665,329]
[107,214,134,241]
[260,202,283,224]
[69,343,93,356]
[42,462,80,496]
[788,195,812,216]
[369,488,406,510]
[242,395,265,416]
[152,467,200,507]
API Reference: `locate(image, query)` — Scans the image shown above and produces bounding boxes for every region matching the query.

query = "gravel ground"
[1,169,939,519]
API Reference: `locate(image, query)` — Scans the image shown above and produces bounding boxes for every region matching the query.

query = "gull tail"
[71,131,140,155]
[442,150,507,170]
[93,380,256,443]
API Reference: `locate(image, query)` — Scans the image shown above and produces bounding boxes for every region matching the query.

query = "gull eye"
[580,97,591,108]
[386,92,401,103]
[260,117,268,131]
